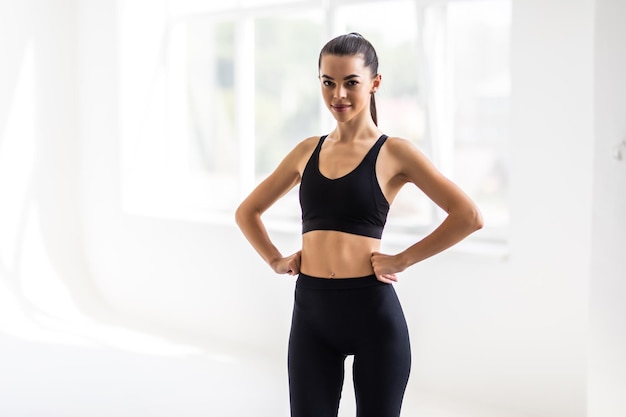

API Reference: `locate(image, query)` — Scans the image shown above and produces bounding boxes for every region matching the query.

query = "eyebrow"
[320,74,361,80]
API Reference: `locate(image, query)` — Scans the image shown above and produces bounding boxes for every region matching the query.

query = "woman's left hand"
[371,252,405,284]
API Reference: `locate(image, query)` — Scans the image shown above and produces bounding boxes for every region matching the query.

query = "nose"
[333,85,347,99]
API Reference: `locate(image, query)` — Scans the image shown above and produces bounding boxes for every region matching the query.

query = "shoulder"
[378,135,442,181]
[249,136,321,196]
[381,136,430,165]
[273,136,322,175]
[293,135,322,155]
[286,135,321,162]
[383,136,421,153]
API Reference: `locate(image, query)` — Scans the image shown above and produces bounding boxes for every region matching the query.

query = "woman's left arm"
[371,138,484,281]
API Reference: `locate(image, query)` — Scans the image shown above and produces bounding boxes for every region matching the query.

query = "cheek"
[322,87,335,100]
[354,86,370,101]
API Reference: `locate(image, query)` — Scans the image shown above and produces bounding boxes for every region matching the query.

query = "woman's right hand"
[270,251,302,276]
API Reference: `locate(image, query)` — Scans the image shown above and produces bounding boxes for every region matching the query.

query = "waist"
[300,230,380,278]
[296,273,385,289]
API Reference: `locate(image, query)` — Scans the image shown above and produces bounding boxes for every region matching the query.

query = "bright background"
[0,0,625,416]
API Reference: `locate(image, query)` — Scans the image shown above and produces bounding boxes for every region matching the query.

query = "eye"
[322,80,334,87]
[347,80,359,86]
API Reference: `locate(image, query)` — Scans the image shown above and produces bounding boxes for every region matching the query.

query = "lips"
[331,104,351,112]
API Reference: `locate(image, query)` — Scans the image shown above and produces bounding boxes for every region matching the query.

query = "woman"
[235,32,483,417]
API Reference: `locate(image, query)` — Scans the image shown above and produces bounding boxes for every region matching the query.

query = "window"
[120,0,511,243]
[447,1,511,236]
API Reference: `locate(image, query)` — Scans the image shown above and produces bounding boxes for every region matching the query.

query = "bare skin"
[235,54,483,283]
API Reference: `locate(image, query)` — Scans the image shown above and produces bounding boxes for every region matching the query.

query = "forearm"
[398,207,483,269]
[235,208,283,268]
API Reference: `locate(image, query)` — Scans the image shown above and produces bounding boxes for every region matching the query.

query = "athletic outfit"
[299,134,390,239]
[289,134,411,417]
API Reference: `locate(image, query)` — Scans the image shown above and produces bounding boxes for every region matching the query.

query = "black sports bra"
[299,134,390,239]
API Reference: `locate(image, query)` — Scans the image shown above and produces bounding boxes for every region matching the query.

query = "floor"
[0,282,515,417]
[0,325,525,417]
[0,323,291,417]
[0,317,483,417]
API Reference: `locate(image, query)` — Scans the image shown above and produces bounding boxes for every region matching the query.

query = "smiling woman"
[318,33,381,127]
[320,57,380,122]
[235,32,483,417]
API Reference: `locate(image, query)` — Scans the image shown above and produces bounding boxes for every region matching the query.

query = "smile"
[331,104,351,112]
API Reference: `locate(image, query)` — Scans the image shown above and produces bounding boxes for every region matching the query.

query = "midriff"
[300,230,380,279]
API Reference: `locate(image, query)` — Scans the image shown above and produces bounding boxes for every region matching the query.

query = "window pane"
[448,0,511,229]
[254,13,323,177]
[186,19,238,212]
[254,13,323,220]
[122,18,239,215]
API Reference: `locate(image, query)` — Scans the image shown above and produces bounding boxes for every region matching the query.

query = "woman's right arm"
[234,137,316,275]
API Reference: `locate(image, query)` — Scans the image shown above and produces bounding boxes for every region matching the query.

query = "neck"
[331,114,381,142]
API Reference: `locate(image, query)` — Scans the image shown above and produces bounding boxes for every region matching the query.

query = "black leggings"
[288,273,411,417]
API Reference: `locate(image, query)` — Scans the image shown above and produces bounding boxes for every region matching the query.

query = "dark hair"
[318,32,379,126]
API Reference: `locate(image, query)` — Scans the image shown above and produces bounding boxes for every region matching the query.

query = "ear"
[371,73,382,93]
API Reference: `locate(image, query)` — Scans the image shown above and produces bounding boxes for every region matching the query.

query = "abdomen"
[300,230,381,278]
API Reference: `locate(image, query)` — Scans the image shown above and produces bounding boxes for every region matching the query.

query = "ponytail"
[370,92,377,126]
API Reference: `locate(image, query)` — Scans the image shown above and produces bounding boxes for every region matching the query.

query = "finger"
[376,275,395,284]
[380,273,398,282]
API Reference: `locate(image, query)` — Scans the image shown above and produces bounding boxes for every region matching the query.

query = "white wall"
[2,0,625,416]
[589,0,626,416]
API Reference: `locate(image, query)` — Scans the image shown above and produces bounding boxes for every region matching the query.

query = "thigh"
[352,346,411,417]
[352,287,411,417]
[288,300,346,417]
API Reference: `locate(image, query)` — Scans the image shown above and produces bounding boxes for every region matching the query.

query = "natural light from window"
[120,0,511,246]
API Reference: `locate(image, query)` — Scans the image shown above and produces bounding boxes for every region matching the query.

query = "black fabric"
[299,135,390,239]
[288,274,411,417]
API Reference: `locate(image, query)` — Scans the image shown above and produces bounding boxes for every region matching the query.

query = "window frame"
[119,0,511,253]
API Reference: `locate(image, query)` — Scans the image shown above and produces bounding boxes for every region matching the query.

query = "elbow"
[234,207,241,228]
[467,205,484,232]
[452,203,484,234]
[235,201,260,230]
[234,203,247,229]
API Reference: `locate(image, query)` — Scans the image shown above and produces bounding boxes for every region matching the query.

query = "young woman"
[235,32,483,417]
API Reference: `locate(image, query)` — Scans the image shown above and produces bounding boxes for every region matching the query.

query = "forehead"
[319,54,369,76]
